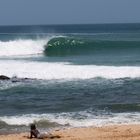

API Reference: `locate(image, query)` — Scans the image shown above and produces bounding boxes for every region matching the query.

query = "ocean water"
[0,24,140,134]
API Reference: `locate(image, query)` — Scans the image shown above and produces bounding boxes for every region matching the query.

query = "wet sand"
[1,124,140,140]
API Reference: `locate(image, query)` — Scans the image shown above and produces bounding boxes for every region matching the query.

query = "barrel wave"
[45,37,140,56]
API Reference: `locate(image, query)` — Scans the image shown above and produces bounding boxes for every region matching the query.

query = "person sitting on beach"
[30,123,39,138]
[30,123,60,139]
[30,123,52,139]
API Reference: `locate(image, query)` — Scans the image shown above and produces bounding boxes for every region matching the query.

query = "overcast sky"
[0,0,140,25]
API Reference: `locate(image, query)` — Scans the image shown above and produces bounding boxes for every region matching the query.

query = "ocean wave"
[0,60,140,80]
[0,36,140,57]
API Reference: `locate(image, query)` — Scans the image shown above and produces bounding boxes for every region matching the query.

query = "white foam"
[0,60,140,80]
[1,112,140,127]
[0,39,47,56]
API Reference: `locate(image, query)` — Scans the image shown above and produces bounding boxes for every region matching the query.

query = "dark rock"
[0,75,10,80]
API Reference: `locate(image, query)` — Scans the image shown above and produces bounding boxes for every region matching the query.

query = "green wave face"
[44,37,140,56]
[45,37,89,56]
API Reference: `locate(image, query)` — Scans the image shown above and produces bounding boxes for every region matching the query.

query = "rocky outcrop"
[0,75,10,80]
[0,75,36,82]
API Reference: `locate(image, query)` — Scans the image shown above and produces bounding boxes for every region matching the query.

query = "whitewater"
[0,60,140,80]
[1,111,140,127]
[0,38,48,56]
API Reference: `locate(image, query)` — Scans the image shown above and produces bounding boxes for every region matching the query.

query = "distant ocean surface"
[0,24,140,134]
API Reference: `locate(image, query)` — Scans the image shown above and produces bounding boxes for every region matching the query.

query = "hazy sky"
[0,0,140,25]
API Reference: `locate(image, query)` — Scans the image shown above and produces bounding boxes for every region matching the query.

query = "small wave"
[1,111,140,127]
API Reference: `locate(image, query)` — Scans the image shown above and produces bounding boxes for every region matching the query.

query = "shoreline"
[1,124,140,140]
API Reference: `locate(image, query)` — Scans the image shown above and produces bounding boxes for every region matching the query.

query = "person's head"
[30,123,36,130]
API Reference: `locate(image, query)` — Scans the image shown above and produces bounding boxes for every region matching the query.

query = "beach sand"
[1,124,140,140]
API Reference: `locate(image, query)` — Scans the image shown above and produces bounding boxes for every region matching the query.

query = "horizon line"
[0,22,140,27]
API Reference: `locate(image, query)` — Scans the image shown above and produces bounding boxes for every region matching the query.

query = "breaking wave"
[0,36,140,57]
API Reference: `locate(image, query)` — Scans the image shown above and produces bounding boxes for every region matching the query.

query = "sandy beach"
[1,124,140,140]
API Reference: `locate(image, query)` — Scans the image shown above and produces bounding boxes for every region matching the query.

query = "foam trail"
[0,60,140,79]
[0,39,47,56]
